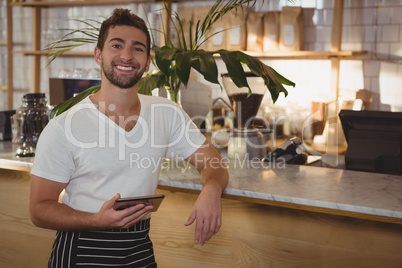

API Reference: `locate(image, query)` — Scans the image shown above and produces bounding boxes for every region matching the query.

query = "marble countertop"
[0,142,34,170]
[1,141,402,223]
[159,161,402,222]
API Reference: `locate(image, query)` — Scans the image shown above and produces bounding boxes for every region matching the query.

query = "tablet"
[113,194,165,212]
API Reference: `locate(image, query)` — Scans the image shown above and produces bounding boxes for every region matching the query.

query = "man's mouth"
[115,65,135,71]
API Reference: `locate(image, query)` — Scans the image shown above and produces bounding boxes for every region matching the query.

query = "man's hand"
[185,141,229,246]
[184,185,222,246]
[30,175,153,231]
[95,193,153,229]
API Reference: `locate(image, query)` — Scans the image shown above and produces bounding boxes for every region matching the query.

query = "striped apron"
[48,219,156,267]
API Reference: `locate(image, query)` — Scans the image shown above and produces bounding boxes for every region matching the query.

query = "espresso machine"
[222,73,271,160]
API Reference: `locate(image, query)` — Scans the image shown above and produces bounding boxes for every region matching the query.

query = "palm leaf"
[194,50,220,86]
[153,46,177,77]
[45,44,84,65]
[50,71,157,119]
[170,8,188,50]
[50,85,100,118]
[217,50,250,91]
[175,51,193,86]
[44,19,100,66]
[138,71,166,95]
[236,51,291,102]
[47,0,296,117]
[194,0,255,47]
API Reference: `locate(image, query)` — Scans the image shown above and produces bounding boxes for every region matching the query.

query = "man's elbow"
[30,209,40,227]
[29,204,46,228]
[220,166,229,189]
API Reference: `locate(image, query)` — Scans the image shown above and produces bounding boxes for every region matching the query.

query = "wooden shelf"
[10,0,158,7]
[13,50,94,56]
[241,50,367,59]
[13,49,367,60]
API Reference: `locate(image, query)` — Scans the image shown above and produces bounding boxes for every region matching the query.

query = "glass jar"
[15,93,50,157]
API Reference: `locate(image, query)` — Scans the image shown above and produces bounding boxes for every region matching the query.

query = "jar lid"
[23,93,46,99]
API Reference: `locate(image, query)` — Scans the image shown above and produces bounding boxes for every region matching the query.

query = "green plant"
[47,0,295,118]
[45,19,100,66]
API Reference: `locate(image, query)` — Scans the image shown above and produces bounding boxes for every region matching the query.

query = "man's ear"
[145,56,151,73]
[94,47,102,66]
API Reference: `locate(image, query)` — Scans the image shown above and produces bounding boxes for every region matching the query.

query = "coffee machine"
[222,73,271,160]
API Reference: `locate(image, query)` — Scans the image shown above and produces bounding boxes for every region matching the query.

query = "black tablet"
[113,194,165,212]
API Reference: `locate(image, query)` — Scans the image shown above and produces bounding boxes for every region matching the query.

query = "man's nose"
[120,46,134,60]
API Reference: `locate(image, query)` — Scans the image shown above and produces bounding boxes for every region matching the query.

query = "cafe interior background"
[1,0,402,165]
[2,1,402,267]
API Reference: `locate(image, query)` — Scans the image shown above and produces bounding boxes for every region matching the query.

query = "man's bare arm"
[185,141,229,245]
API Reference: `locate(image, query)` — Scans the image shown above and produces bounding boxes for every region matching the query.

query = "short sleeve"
[30,119,76,183]
[165,103,206,160]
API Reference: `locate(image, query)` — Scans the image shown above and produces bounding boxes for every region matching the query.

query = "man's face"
[95,25,150,89]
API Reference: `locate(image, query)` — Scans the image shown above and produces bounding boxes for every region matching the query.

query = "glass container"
[15,93,50,157]
[221,73,266,129]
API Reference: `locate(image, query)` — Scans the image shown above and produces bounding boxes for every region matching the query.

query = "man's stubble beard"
[101,58,146,89]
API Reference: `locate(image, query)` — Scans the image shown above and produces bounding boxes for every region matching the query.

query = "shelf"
[10,0,158,7]
[13,49,367,60]
[13,50,94,56]
[239,50,367,59]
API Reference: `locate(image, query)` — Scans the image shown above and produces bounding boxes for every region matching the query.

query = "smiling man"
[29,9,228,268]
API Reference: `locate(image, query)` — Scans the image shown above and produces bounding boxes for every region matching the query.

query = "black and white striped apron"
[48,219,156,267]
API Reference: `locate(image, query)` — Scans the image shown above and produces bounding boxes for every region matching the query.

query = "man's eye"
[134,47,144,52]
[112,44,121,48]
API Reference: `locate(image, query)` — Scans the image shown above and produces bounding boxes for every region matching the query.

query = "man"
[30,9,228,267]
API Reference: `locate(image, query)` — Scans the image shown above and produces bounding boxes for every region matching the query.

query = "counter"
[160,161,402,224]
[0,142,33,171]
[1,140,402,267]
[2,141,401,224]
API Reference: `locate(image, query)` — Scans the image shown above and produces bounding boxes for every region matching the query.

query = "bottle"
[15,93,50,157]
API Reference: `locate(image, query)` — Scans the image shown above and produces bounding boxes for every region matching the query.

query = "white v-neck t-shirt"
[31,94,206,213]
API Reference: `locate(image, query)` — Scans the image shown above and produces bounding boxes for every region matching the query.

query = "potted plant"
[46,0,295,118]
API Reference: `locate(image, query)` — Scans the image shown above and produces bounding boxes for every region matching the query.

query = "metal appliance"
[263,137,306,163]
[49,78,101,106]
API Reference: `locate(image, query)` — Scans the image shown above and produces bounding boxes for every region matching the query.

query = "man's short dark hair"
[97,8,151,57]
